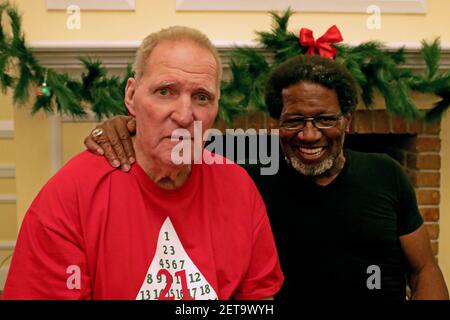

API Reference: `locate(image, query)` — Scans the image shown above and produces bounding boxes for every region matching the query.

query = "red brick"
[407,154,441,170]
[267,117,280,130]
[419,207,440,222]
[246,112,266,130]
[348,115,356,134]
[373,110,391,133]
[231,115,248,130]
[392,117,408,133]
[354,110,373,133]
[212,119,226,133]
[408,120,423,134]
[407,170,440,187]
[430,241,439,256]
[407,137,441,152]
[416,190,440,205]
[424,121,441,134]
[425,224,439,240]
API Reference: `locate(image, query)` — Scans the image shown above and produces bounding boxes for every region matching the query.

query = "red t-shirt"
[3,151,283,300]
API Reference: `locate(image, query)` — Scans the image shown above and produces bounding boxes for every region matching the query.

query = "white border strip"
[47,0,135,11]
[0,194,16,204]
[0,121,14,139]
[176,0,427,14]
[0,164,15,178]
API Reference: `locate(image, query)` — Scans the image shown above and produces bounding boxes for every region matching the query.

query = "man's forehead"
[154,78,216,91]
[143,43,218,83]
[148,41,216,67]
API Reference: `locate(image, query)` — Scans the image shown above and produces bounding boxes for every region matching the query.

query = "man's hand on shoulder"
[84,115,137,172]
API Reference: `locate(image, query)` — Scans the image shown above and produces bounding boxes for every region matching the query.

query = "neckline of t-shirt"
[131,161,199,198]
[312,148,351,190]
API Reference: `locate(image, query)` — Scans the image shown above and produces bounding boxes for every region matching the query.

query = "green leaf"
[421,38,441,80]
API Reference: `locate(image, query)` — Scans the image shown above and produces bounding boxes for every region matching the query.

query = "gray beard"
[287,152,338,176]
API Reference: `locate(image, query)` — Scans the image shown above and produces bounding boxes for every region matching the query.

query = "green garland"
[221,9,450,123]
[1,2,450,123]
[0,1,131,119]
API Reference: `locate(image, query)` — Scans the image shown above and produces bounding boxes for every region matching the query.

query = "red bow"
[299,25,343,59]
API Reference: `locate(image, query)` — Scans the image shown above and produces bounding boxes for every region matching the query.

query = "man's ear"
[124,77,137,116]
[344,112,353,133]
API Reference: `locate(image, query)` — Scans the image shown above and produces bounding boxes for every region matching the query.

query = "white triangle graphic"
[136,217,218,300]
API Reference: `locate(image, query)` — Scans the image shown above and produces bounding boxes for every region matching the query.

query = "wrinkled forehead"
[144,40,220,87]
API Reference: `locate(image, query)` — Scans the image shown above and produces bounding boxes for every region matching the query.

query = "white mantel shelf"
[27,41,450,72]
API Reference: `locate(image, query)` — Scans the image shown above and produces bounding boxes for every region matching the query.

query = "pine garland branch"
[222,10,450,123]
[1,3,450,123]
[0,1,141,120]
[422,38,441,80]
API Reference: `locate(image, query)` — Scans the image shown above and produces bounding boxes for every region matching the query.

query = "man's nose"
[172,95,194,127]
[297,120,322,142]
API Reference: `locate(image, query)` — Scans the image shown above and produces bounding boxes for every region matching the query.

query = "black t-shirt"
[245,149,423,300]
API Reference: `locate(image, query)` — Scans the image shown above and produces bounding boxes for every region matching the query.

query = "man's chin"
[288,156,334,177]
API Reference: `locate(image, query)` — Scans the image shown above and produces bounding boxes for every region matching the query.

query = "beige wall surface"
[12,0,450,43]
[1,0,450,290]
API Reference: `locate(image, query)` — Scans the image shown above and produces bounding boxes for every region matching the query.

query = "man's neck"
[311,152,346,186]
[134,140,192,190]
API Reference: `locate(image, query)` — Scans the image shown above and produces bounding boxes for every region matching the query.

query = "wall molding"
[0,164,15,178]
[176,0,427,14]
[0,121,14,139]
[0,194,16,204]
[28,41,450,73]
[47,0,135,11]
[0,241,15,251]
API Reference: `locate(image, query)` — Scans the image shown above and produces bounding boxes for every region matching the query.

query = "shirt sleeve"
[2,174,91,300]
[394,160,424,236]
[232,181,284,300]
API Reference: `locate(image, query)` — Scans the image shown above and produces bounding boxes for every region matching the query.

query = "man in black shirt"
[84,54,448,300]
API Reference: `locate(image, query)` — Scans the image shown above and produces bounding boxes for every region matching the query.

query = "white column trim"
[176,0,427,14]
[0,164,15,178]
[0,194,16,204]
[0,121,14,139]
[0,241,16,251]
[47,0,135,11]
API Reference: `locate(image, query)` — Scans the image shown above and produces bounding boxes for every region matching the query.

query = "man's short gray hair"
[133,26,222,85]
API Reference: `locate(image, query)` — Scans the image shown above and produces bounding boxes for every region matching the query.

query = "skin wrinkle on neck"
[133,136,192,190]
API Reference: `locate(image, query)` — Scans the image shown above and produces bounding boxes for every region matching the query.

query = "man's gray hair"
[133,26,222,85]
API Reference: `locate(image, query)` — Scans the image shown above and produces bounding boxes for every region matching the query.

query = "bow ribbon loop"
[299,25,343,59]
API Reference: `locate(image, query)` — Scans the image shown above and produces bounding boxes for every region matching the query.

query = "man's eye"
[196,94,209,102]
[283,118,304,126]
[159,88,169,96]
[317,116,337,125]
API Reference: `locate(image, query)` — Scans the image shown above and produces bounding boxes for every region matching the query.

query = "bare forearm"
[410,263,449,300]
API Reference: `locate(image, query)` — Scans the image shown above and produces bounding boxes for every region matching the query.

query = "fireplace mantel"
[29,41,450,73]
